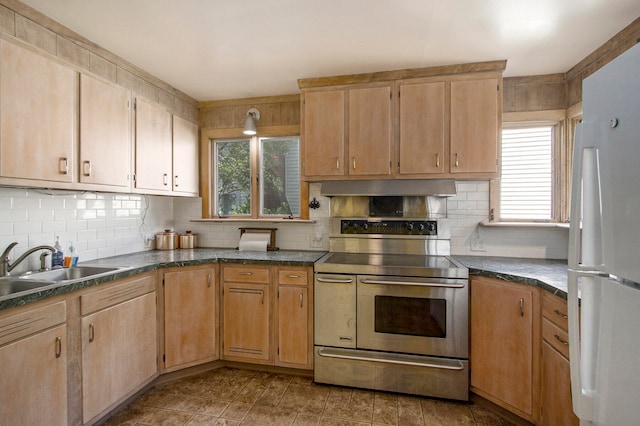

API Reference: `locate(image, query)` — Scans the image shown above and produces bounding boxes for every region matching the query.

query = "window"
[213,136,300,218]
[500,126,554,220]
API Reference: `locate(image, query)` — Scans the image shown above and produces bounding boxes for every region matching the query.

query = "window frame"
[200,125,309,220]
[490,110,574,224]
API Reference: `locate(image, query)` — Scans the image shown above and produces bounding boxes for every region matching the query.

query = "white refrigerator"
[568,42,640,425]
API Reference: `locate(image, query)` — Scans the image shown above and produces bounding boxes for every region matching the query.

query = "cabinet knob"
[554,309,568,319]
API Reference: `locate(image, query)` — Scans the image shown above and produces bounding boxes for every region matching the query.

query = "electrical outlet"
[470,239,486,252]
[310,233,323,248]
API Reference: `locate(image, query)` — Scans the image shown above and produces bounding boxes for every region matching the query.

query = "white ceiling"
[19,0,640,102]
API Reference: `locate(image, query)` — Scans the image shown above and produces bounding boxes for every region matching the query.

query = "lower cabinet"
[470,276,540,422]
[539,292,579,426]
[80,274,157,423]
[163,266,218,371]
[0,301,67,426]
[276,266,313,369]
[222,264,272,363]
[221,264,314,369]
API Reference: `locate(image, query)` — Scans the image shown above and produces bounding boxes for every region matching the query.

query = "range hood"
[320,179,457,197]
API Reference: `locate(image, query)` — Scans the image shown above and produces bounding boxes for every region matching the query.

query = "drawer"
[81,273,156,315]
[223,265,270,284]
[0,300,66,346]
[278,268,309,286]
[543,317,570,359]
[542,291,569,331]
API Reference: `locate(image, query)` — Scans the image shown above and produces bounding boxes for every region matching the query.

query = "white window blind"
[500,126,553,220]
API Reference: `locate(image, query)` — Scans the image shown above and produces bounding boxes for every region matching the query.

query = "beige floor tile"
[323,399,374,423]
[219,401,252,422]
[241,403,298,425]
[138,407,195,425]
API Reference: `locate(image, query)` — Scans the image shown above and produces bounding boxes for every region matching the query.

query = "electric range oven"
[313,219,469,401]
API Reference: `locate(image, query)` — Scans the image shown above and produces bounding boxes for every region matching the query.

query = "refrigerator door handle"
[568,269,601,422]
[568,138,604,272]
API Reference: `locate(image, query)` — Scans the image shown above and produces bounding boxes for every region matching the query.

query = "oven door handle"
[317,348,466,371]
[316,277,354,284]
[360,279,465,288]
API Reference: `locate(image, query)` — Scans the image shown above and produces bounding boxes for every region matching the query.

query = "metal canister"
[155,229,178,250]
[179,231,198,249]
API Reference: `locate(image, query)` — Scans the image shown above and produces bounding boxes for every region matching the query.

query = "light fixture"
[243,107,260,135]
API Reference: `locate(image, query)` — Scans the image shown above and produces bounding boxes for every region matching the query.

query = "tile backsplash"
[0,181,568,275]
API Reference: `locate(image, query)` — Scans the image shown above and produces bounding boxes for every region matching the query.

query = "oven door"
[356,275,468,359]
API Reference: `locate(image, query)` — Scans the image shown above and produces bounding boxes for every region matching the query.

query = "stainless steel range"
[314,218,469,401]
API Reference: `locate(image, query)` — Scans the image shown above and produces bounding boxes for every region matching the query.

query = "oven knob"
[352,222,359,231]
[406,222,414,231]
[362,222,369,231]
[418,223,425,231]
[427,222,436,233]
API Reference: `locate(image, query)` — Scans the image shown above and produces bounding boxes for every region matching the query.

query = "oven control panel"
[340,220,437,236]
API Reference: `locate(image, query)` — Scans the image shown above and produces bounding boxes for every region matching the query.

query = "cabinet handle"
[207,273,211,288]
[554,309,568,319]
[519,298,524,317]
[174,175,179,188]
[89,323,95,342]
[352,156,356,169]
[336,157,340,170]
[163,173,169,186]
[55,336,62,358]
[299,292,303,308]
[455,153,459,167]
[82,160,92,176]
[59,157,69,175]
[554,334,569,345]
[287,274,300,278]
[436,153,440,168]
[239,272,253,276]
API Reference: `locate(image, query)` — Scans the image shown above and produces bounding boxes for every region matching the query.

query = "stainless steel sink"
[18,266,122,282]
[0,278,54,297]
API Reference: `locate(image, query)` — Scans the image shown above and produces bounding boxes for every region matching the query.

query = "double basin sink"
[0,266,125,299]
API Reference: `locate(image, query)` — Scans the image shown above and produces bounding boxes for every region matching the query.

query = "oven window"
[374,296,446,338]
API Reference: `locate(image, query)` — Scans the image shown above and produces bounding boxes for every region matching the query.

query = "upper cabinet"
[398,80,446,175]
[172,115,200,196]
[450,77,500,175]
[134,97,199,196]
[80,74,131,189]
[300,62,504,180]
[0,39,76,184]
[301,84,392,180]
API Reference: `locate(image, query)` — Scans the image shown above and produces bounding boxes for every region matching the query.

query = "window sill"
[480,220,570,229]
[191,218,316,224]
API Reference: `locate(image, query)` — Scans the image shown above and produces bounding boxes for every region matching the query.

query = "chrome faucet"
[0,242,56,277]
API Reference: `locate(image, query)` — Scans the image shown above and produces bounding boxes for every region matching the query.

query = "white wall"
[0,180,568,276]
[0,187,173,274]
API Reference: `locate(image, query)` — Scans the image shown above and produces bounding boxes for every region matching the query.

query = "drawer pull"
[55,336,62,358]
[207,273,212,288]
[519,298,524,317]
[287,274,300,278]
[299,293,303,308]
[435,153,440,167]
[59,157,69,175]
[554,309,568,319]
[89,323,95,343]
[554,334,569,345]
[239,272,253,276]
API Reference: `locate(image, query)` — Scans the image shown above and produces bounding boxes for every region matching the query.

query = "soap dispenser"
[52,236,64,269]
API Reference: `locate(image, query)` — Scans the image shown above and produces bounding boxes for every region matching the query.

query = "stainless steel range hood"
[320,179,457,197]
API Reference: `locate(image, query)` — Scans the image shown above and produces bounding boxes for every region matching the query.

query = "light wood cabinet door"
[134,97,172,192]
[80,73,131,188]
[172,115,199,195]
[223,281,270,362]
[81,291,157,423]
[302,89,345,178]
[276,267,313,369]
[470,277,539,421]
[0,324,67,425]
[450,78,499,174]
[398,81,446,175]
[0,39,75,183]
[348,85,392,177]
[540,341,579,426]
[164,268,217,370]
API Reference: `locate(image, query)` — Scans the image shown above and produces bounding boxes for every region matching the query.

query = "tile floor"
[103,367,517,426]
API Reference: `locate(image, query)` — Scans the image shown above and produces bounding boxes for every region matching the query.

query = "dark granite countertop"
[0,248,327,311]
[454,255,569,299]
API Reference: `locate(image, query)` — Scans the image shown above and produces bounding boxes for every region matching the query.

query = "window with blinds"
[500,126,554,220]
